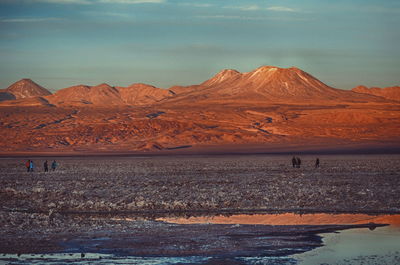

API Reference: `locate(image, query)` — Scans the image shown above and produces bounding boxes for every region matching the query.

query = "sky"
[0,0,399,91]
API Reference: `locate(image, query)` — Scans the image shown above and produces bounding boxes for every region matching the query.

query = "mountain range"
[1,66,398,106]
[352,85,400,101]
[0,66,399,153]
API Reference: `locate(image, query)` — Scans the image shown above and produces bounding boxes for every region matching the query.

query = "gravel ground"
[0,154,399,262]
[1,154,399,215]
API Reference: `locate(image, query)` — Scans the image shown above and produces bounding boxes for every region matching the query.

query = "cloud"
[0,17,61,22]
[195,15,270,21]
[83,11,134,18]
[180,3,213,8]
[26,0,91,4]
[97,0,165,3]
[266,6,296,12]
[234,5,261,11]
[226,4,297,12]
[3,0,164,4]
[195,15,311,22]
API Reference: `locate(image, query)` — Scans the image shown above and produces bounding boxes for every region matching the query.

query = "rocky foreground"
[1,154,399,260]
[1,154,399,215]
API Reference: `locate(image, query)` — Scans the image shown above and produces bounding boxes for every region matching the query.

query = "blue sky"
[0,0,399,91]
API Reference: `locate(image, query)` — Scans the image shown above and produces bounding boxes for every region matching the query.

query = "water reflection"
[157,213,400,265]
[294,226,400,265]
[2,213,399,265]
[158,213,400,226]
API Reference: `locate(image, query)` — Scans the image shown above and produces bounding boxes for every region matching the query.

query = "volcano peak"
[5,78,51,99]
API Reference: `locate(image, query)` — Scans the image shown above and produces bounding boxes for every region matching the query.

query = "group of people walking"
[25,160,58,172]
[292,157,302,168]
[292,156,320,168]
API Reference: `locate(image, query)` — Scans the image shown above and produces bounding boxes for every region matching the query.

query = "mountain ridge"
[162,66,386,105]
[352,85,400,101]
[1,66,396,106]
[0,79,52,101]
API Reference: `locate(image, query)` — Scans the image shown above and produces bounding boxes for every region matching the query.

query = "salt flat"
[1,154,399,262]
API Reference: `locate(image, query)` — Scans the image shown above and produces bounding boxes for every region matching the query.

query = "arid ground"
[1,66,399,154]
[2,154,400,215]
[1,154,399,263]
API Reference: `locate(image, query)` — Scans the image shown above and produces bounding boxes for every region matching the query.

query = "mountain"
[47,83,171,106]
[168,85,201,95]
[200,69,242,87]
[0,65,399,153]
[117,83,171,105]
[47,83,124,106]
[352,85,400,101]
[5,79,52,99]
[164,66,382,105]
[2,66,387,107]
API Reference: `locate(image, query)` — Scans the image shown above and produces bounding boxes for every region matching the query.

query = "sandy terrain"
[0,103,399,153]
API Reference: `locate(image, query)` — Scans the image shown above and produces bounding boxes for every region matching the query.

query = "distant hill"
[352,85,400,101]
[4,79,52,99]
[117,83,172,105]
[46,82,172,106]
[46,83,123,106]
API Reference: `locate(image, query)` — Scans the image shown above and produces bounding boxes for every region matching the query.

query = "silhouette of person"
[51,160,57,171]
[29,160,35,172]
[25,160,30,172]
[296,157,301,168]
[292,156,296,168]
[44,160,49,172]
[315,158,320,168]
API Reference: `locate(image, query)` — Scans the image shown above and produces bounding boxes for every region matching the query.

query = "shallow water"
[294,226,400,265]
[1,213,399,265]
[0,254,211,265]
[159,213,400,264]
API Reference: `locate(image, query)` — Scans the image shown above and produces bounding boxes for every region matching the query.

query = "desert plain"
[0,66,399,153]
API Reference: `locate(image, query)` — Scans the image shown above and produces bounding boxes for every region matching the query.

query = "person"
[51,160,57,171]
[44,160,49,172]
[315,158,320,168]
[292,156,297,168]
[25,160,30,172]
[296,157,301,168]
[29,160,35,172]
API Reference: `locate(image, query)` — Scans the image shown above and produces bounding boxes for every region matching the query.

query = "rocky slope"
[46,83,123,106]
[5,79,51,99]
[117,83,172,105]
